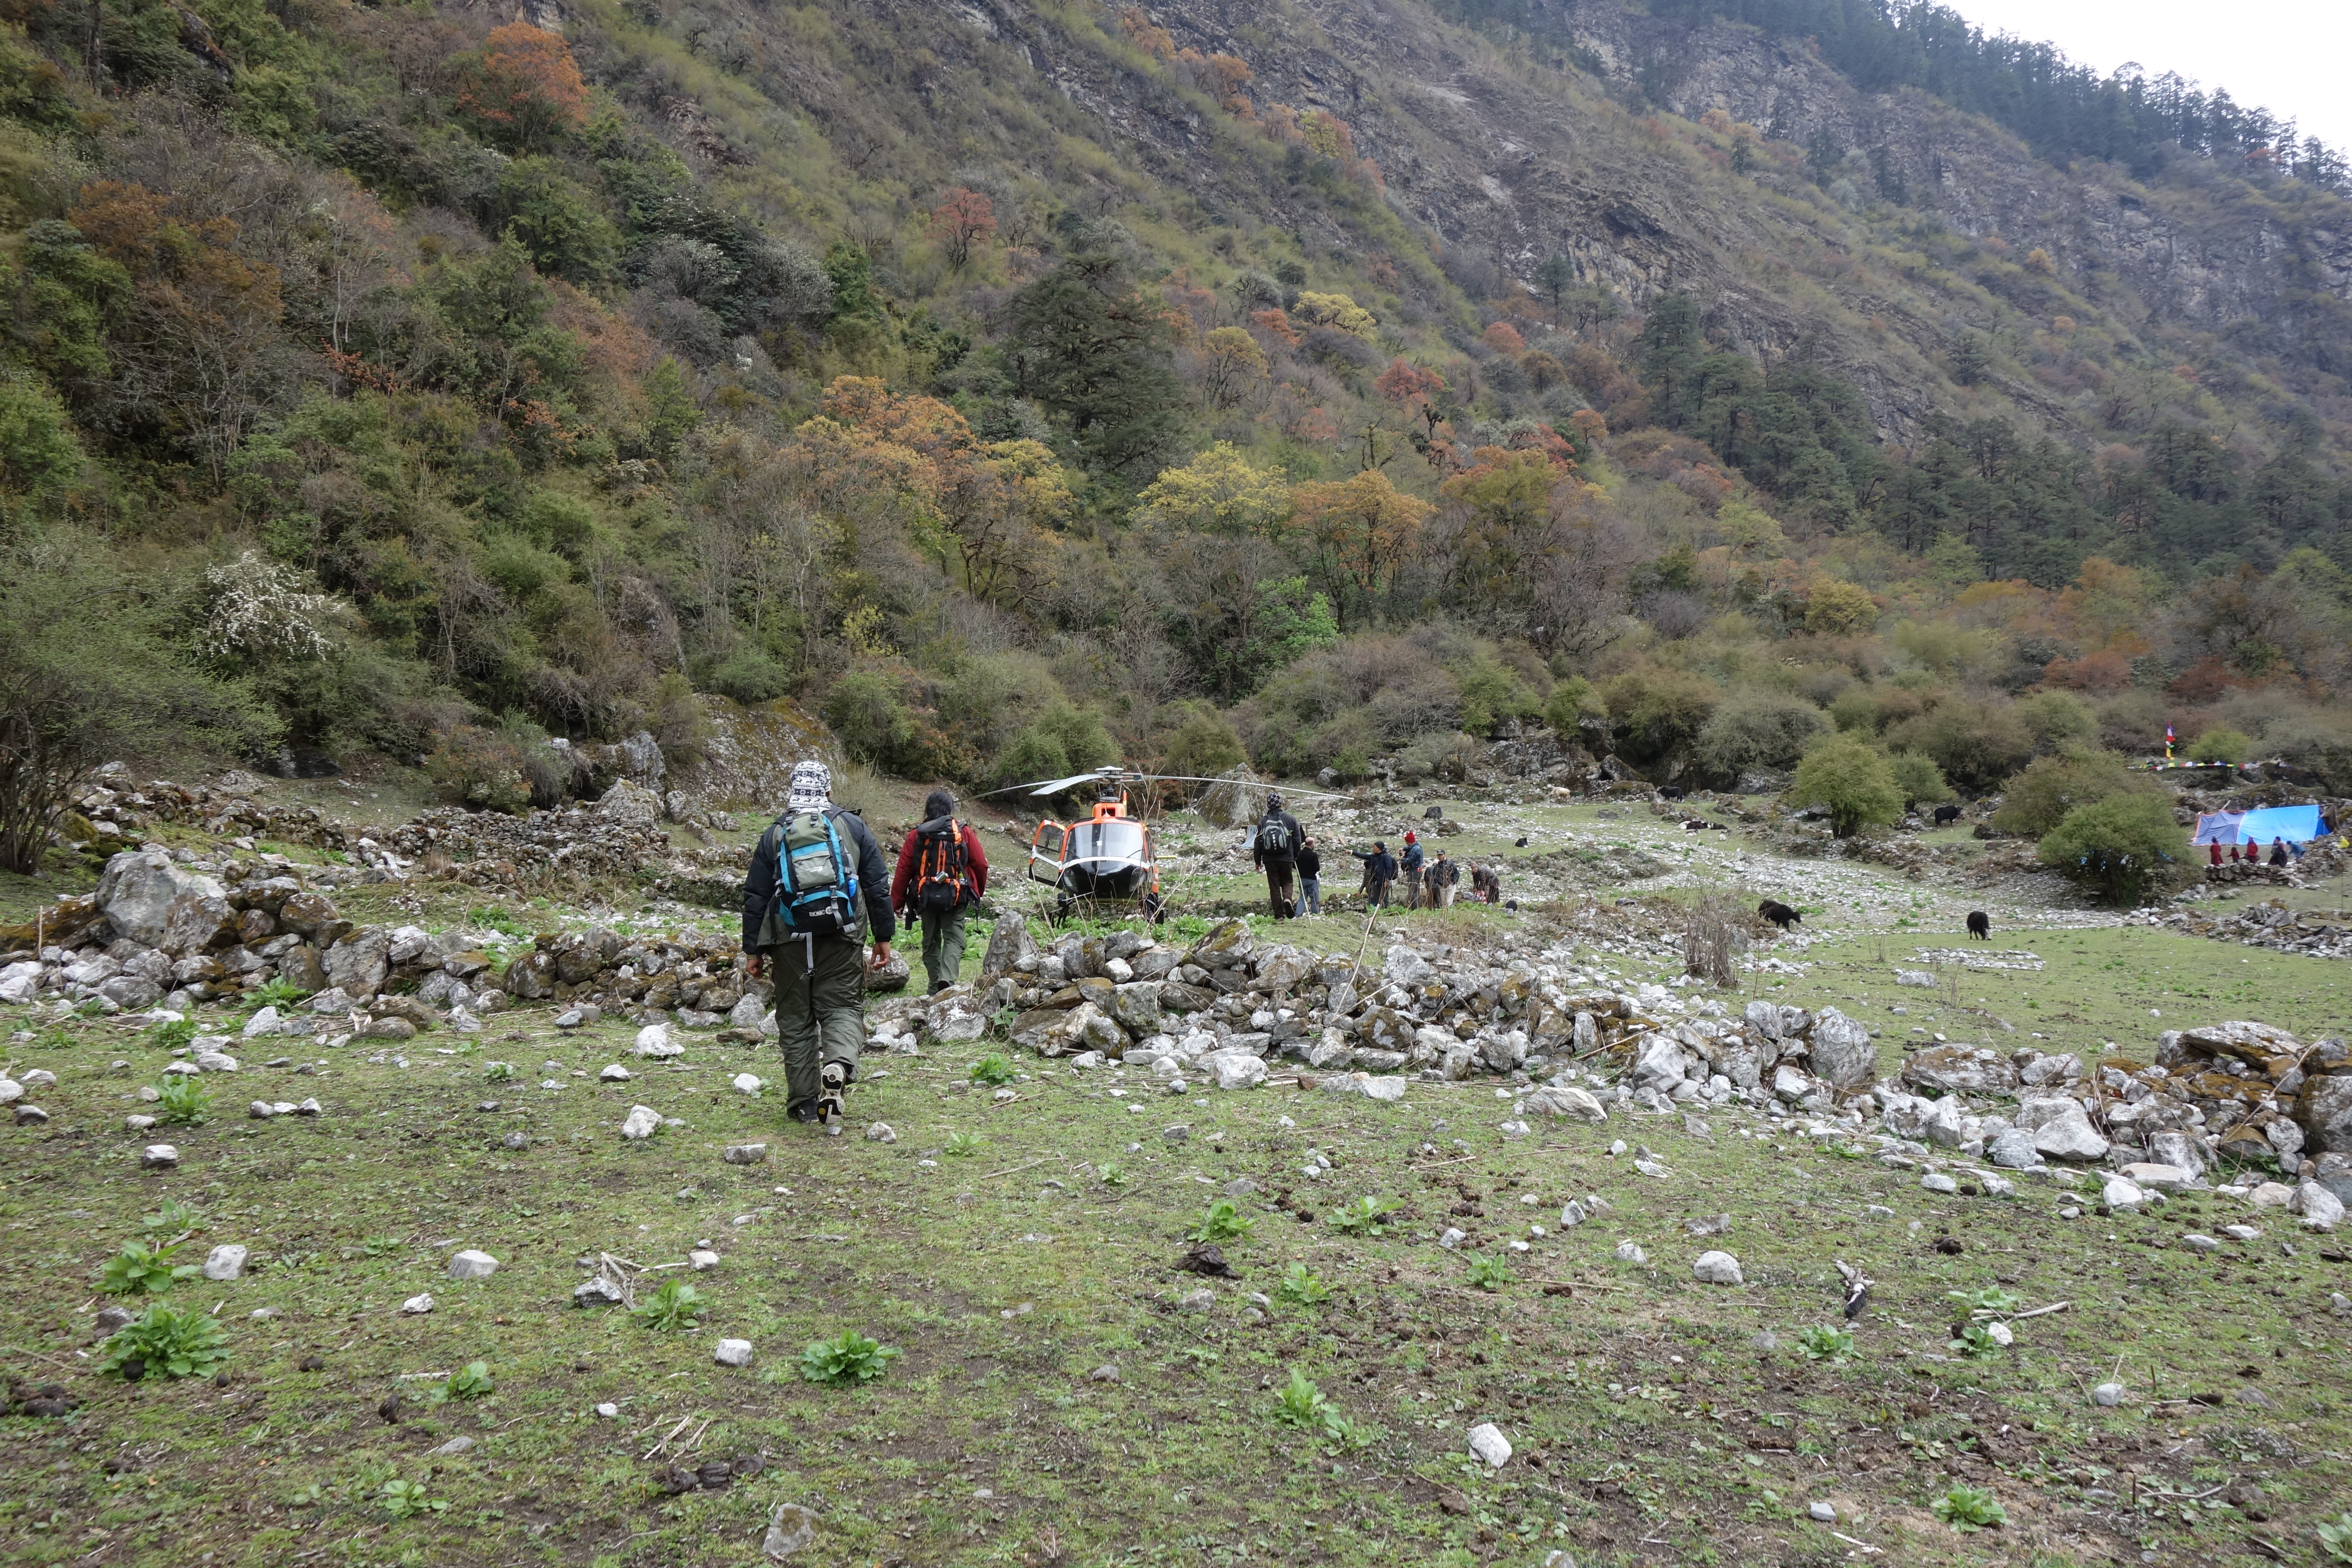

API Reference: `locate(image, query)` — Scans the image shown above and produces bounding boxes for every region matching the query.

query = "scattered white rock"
[1920,1173,1959,1194]
[202,1243,248,1281]
[1466,1422,1513,1467]
[634,1023,683,1059]
[865,1122,896,1143]
[723,1142,768,1164]
[432,1436,474,1456]
[713,1338,754,1367]
[1439,1227,1467,1250]
[1691,1250,1743,1285]
[2102,1176,2145,1209]
[732,1072,764,1096]
[763,1502,818,1559]
[1614,1240,1647,1264]
[141,1144,178,1169]
[689,1249,720,1270]
[448,1249,499,1280]
[600,1064,632,1081]
[2092,1382,2125,1407]
[1807,1501,1837,1522]
[2295,1180,2345,1231]
[400,1293,435,1314]
[620,1105,662,1139]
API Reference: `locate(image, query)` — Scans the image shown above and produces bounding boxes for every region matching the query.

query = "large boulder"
[1901,1044,2016,1096]
[2296,1073,2352,1155]
[2166,1020,2301,1069]
[322,928,391,998]
[1808,1008,1877,1087]
[1106,983,1163,1034]
[95,851,226,950]
[1253,946,1314,994]
[1632,1035,1687,1091]
[980,917,1038,979]
[2018,1095,2109,1162]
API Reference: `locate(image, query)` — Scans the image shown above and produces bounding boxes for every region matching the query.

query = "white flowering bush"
[199,551,344,661]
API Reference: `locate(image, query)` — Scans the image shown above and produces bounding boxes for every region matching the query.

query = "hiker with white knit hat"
[741,760,894,1131]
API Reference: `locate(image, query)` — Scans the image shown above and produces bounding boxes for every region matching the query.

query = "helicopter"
[980,766,1344,922]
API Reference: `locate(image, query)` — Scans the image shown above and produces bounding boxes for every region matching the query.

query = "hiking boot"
[816,1062,848,1126]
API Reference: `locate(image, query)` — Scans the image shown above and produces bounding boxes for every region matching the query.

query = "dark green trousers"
[764,936,866,1116]
[919,905,968,993]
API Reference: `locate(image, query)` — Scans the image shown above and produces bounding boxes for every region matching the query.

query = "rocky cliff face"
[842,0,2346,436]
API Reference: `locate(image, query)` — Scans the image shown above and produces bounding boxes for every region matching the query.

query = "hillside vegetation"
[0,0,2348,862]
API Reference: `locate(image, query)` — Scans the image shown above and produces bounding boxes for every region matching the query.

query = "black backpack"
[1257,814,1293,862]
[913,820,968,914]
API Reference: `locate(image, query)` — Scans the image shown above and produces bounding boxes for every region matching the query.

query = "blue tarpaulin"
[2193,804,2325,845]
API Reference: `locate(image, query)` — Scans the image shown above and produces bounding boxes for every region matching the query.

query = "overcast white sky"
[1943,0,2352,153]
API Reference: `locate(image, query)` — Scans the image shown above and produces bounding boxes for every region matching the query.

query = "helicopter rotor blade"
[1129,774,1351,799]
[977,769,1119,799]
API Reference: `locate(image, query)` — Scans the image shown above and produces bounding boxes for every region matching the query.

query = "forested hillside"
[3,0,2350,861]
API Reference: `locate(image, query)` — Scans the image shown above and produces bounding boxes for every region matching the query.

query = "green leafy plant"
[101,1239,199,1295]
[1272,1368,1329,1427]
[153,1075,211,1126]
[1932,1483,2006,1530]
[1949,1323,2004,1359]
[146,1017,197,1051]
[1275,1262,1330,1306]
[632,1279,703,1331]
[2319,1511,2352,1562]
[1465,1253,1513,1292]
[943,1131,983,1158]
[358,1234,403,1258]
[1318,1409,1383,1455]
[141,1198,202,1232]
[379,1477,447,1518]
[1796,1324,1856,1362]
[969,1054,1016,1087]
[1947,1285,2020,1314]
[432,1360,494,1401]
[286,1482,326,1508]
[798,1328,900,1385]
[481,1060,516,1082]
[244,976,308,1010]
[1188,1198,1254,1243]
[1328,1194,1400,1235]
[1097,1161,1127,1187]
[97,1303,230,1380]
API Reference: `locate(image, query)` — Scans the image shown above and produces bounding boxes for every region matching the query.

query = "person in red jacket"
[890,789,991,995]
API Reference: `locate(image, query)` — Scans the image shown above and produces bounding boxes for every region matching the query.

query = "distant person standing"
[1295,834,1323,916]
[2269,837,2289,867]
[1400,831,1425,910]
[1430,849,1459,907]
[2208,841,2222,867]
[1253,793,1303,919]
[1353,841,1396,908]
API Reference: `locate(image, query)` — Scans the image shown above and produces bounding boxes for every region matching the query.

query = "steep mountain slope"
[2,0,2349,829]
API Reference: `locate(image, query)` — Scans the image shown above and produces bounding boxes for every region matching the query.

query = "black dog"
[1933,804,1963,826]
[1966,910,1991,940]
[1423,805,1445,820]
[1682,818,1711,832]
[1513,836,1528,848]
[1658,786,1687,801]
[1758,899,1801,931]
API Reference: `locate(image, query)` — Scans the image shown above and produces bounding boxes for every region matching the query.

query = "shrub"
[424,725,533,814]
[1889,751,1954,807]
[1272,1368,1329,1426]
[997,698,1115,786]
[1885,698,2034,791]
[1991,750,2149,838]
[1455,655,1540,736]
[707,645,793,705]
[2038,794,2190,906]
[1932,1483,2006,1530]
[1161,706,1245,783]
[1694,690,1828,779]
[2015,690,2096,750]
[1189,1199,1254,1243]
[1542,674,1604,735]
[824,668,914,766]
[1796,1323,1856,1360]
[0,370,84,492]
[2188,725,2251,764]
[1787,735,1903,837]
[1604,666,1719,764]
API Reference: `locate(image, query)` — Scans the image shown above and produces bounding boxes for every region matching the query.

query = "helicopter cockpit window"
[1068,819,1145,867]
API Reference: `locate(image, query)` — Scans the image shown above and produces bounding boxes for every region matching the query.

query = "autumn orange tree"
[457,24,589,151]
[928,188,996,271]
[1289,468,1432,628]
